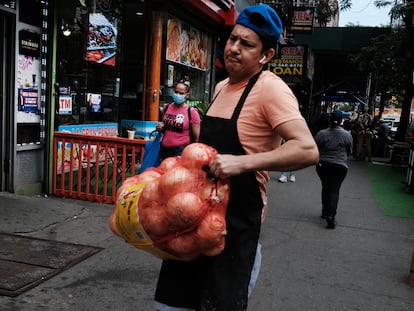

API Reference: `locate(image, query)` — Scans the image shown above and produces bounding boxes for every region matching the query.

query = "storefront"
[0,0,47,194]
[54,0,235,126]
[0,0,236,196]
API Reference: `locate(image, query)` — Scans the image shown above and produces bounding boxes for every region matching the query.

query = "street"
[0,161,413,310]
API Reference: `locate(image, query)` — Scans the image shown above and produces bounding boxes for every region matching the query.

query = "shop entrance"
[0,10,14,191]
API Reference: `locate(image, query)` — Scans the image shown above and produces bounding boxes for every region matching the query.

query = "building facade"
[0,0,236,195]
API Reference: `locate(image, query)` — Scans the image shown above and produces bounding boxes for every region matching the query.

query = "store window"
[55,0,147,135]
[55,1,121,129]
[162,15,212,112]
[0,1,15,9]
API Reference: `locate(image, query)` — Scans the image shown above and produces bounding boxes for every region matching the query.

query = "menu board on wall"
[166,17,209,71]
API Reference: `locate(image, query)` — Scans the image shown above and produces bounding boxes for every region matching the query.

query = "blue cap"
[236,4,283,46]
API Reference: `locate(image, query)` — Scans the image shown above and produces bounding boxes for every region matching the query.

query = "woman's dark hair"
[329,110,343,127]
[178,79,190,92]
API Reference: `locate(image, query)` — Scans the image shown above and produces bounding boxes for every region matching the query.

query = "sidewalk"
[0,161,413,310]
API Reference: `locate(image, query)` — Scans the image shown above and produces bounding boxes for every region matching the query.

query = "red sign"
[290,7,314,34]
[58,95,72,115]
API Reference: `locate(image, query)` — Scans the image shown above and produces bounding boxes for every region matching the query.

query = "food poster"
[56,123,118,173]
[16,55,41,123]
[85,13,117,66]
[166,17,209,71]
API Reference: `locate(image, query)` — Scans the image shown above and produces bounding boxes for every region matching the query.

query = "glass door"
[0,9,15,191]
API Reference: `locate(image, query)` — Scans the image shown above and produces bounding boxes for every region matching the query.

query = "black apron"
[155,73,263,311]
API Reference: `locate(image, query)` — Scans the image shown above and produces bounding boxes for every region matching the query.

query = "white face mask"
[172,93,186,104]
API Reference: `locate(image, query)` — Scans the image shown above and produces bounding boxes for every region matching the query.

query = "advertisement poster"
[374,108,402,119]
[58,86,72,115]
[269,45,307,80]
[166,17,209,71]
[58,123,118,136]
[290,7,314,34]
[121,120,158,140]
[57,123,118,173]
[86,93,102,113]
[16,55,41,123]
[18,88,39,114]
[59,96,73,115]
[85,13,117,66]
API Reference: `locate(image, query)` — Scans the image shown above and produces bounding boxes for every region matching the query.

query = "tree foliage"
[315,0,339,26]
[349,31,409,100]
[342,0,414,141]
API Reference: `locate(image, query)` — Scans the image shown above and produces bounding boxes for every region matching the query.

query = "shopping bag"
[110,143,230,261]
[139,131,162,173]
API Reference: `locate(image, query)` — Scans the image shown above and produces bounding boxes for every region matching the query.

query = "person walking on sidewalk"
[354,106,374,161]
[315,110,353,229]
[278,139,296,183]
[278,171,295,183]
[153,4,319,311]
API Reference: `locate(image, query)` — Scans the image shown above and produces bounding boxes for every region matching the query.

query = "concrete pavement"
[0,161,413,310]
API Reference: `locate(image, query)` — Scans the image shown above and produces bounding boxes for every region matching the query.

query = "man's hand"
[208,154,244,179]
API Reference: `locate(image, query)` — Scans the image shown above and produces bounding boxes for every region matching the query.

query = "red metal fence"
[53,132,146,204]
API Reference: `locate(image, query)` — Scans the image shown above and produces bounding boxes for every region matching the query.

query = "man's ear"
[265,48,275,60]
[259,49,275,64]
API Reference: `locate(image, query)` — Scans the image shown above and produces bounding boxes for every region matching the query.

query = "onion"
[138,179,160,207]
[201,236,225,257]
[135,168,163,184]
[181,143,218,169]
[195,210,226,249]
[116,174,143,197]
[108,212,119,236]
[165,192,205,231]
[158,156,181,172]
[138,204,171,239]
[158,166,196,196]
[165,232,200,255]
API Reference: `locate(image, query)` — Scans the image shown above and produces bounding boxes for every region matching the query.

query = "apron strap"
[231,71,262,121]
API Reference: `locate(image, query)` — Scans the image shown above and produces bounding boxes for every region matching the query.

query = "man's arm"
[208,119,319,179]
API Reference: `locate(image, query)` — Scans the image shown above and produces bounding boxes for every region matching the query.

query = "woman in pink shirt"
[156,80,201,160]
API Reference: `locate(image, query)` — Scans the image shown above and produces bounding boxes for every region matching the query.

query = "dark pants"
[316,161,348,217]
[159,145,186,160]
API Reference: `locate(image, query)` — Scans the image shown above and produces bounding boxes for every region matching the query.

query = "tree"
[342,0,414,142]
[315,0,339,26]
[350,31,409,113]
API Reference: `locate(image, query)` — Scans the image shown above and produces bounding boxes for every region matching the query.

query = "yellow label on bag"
[110,182,178,260]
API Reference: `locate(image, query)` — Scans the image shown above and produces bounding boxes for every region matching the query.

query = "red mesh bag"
[109,143,230,261]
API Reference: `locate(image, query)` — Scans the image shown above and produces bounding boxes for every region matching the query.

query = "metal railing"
[53,132,147,204]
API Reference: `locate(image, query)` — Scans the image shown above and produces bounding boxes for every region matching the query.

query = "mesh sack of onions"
[109,143,230,261]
